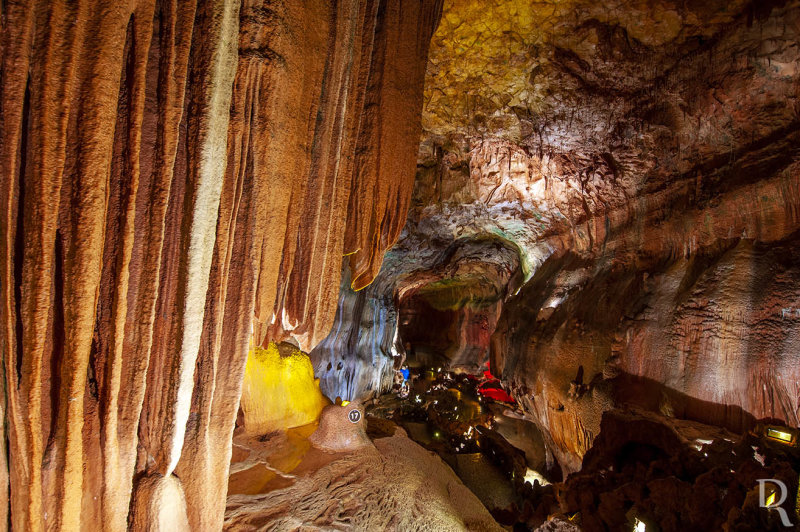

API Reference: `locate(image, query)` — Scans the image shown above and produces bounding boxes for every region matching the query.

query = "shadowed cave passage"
[399,294,462,369]
[4,0,800,530]
[397,238,522,373]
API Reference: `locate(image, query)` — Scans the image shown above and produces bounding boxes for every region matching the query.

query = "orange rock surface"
[0,0,442,529]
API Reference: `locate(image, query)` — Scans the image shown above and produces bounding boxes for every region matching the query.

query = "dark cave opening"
[398,293,459,369]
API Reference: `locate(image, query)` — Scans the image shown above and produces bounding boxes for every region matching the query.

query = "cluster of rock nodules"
[0,0,442,530]
[557,409,800,531]
[319,0,800,481]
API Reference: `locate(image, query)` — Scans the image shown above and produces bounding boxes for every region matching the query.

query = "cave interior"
[2,0,800,530]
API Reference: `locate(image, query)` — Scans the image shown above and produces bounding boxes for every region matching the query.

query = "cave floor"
[227,422,338,496]
[367,369,559,522]
[220,368,800,531]
[224,421,504,531]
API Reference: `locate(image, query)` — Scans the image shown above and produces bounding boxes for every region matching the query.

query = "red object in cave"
[478,385,516,404]
[483,362,495,380]
[468,363,515,402]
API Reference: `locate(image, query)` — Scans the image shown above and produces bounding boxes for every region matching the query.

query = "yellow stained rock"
[241,343,330,434]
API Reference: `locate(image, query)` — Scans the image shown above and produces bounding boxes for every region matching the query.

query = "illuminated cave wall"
[320,0,800,475]
[396,243,520,371]
[0,0,442,529]
[311,235,521,401]
[310,264,401,402]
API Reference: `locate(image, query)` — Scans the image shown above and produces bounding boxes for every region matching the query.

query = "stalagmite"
[240,343,329,434]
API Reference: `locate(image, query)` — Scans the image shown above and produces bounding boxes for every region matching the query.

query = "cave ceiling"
[407,0,799,270]
[423,0,751,145]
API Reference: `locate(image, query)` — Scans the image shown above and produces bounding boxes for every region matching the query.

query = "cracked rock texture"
[0,0,441,529]
[320,0,800,477]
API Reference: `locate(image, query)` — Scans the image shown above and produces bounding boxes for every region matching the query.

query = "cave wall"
[0,0,442,529]
[482,2,800,471]
[463,0,800,473]
[396,246,518,371]
[311,234,520,401]
[316,0,800,477]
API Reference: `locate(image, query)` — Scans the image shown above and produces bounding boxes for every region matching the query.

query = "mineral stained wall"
[0,0,442,530]
[319,0,800,476]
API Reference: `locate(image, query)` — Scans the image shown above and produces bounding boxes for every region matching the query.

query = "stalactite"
[0,0,443,529]
[262,0,444,349]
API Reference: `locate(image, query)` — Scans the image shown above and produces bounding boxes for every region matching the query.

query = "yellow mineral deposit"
[241,344,330,433]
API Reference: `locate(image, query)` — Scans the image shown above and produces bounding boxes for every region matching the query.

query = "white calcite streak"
[166,0,240,475]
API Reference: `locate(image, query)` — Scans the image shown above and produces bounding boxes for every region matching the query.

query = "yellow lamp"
[766,428,794,444]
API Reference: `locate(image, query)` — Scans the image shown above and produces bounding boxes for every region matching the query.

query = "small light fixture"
[634,518,646,532]
[524,468,550,486]
[766,427,794,444]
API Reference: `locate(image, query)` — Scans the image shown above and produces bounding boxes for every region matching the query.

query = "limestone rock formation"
[225,429,504,531]
[557,409,800,531]
[310,235,521,401]
[309,402,372,452]
[240,343,329,434]
[0,0,442,529]
[4,0,800,528]
[129,474,191,532]
[484,0,800,471]
[318,0,800,480]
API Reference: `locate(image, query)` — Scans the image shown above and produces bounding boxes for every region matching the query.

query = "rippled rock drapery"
[310,264,401,401]
[0,0,442,529]
[311,236,521,401]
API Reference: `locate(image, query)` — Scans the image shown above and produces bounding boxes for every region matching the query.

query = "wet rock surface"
[368,368,561,529]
